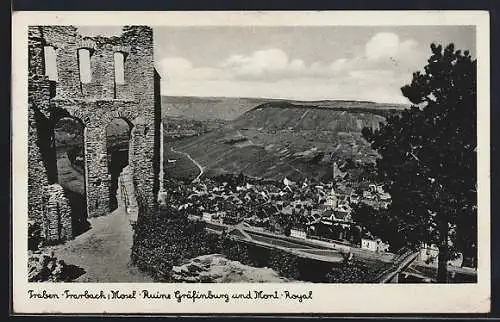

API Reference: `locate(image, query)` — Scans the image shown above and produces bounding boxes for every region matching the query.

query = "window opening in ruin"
[43,46,58,81]
[53,116,90,237]
[106,118,133,211]
[114,52,125,85]
[77,48,92,84]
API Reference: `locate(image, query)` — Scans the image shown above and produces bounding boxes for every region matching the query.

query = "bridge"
[375,250,420,283]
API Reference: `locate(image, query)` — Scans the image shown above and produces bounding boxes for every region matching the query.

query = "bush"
[218,236,251,265]
[325,261,370,283]
[131,208,214,281]
[269,249,301,280]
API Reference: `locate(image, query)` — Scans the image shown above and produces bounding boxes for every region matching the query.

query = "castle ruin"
[28,26,162,243]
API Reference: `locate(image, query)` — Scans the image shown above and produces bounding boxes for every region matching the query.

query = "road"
[46,205,152,283]
[170,147,204,182]
[376,251,420,283]
[201,219,345,263]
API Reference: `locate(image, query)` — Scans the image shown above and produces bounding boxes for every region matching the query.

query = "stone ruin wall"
[28,25,161,242]
[28,26,52,225]
[117,166,139,223]
[42,184,72,243]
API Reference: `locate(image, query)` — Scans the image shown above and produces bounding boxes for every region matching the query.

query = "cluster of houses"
[362,184,391,209]
[163,174,394,253]
[287,185,391,253]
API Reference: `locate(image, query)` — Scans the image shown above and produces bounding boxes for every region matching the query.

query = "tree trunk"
[437,217,449,283]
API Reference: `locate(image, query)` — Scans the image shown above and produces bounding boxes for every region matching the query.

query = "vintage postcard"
[11,11,490,314]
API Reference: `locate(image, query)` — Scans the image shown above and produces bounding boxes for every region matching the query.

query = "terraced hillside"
[233,102,391,131]
[168,101,405,182]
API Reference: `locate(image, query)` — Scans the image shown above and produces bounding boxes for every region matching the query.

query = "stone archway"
[105,117,134,212]
[53,115,90,237]
[28,26,161,249]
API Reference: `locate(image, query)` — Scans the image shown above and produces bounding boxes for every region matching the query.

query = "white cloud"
[158,57,192,75]
[157,57,225,83]
[220,48,311,80]
[365,32,400,61]
[365,32,419,62]
[156,32,424,103]
[219,49,358,80]
[329,58,349,73]
[222,49,289,77]
[289,59,306,72]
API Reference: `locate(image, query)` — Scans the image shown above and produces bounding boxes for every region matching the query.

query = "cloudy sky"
[78,26,475,103]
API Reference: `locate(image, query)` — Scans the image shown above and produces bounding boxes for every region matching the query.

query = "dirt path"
[170,147,204,182]
[47,206,153,283]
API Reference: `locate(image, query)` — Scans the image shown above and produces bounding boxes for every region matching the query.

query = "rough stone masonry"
[28,25,162,244]
[42,184,72,242]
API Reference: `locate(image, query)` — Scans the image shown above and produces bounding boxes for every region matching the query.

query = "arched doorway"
[53,116,90,236]
[106,118,133,211]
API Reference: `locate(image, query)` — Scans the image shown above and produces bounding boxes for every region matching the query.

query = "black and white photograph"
[12,11,490,314]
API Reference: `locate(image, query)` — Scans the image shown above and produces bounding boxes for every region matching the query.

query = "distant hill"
[161,96,407,121]
[166,101,407,182]
[258,99,407,111]
[162,96,270,121]
[233,101,402,131]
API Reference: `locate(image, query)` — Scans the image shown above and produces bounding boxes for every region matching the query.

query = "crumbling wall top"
[33,25,153,51]
[29,25,154,102]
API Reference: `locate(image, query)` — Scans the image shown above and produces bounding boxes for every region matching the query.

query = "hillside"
[233,102,393,131]
[161,96,407,121]
[162,96,269,121]
[165,101,405,182]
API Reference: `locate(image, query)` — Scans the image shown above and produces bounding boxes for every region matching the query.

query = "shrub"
[131,208,214,282]
[268,249,300,280]
[28,220,43,251]
[218,235,251,265]
[325,261,370,283]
